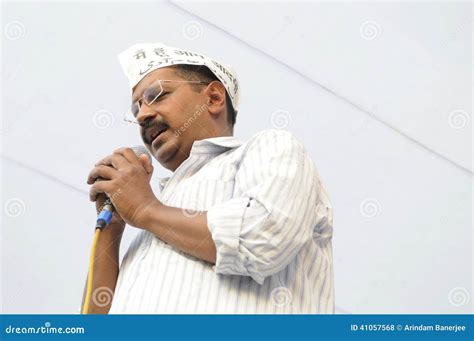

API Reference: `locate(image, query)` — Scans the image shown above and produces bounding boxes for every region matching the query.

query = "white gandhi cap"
[117,43,240,112]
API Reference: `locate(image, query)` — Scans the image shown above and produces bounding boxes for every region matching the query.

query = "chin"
[158,155,181,172]
[154,143,181,171]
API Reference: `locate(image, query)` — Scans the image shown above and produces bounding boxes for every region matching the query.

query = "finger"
[95,154,129,170]
[138,154,153,174]
[114,147,141,165]
[89,180,113,202]
[95,193,109,213]
[87,165,119,184]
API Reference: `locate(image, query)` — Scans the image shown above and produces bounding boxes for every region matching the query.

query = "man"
[82,43,334,314]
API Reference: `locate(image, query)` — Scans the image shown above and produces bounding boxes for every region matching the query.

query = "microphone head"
[131,145,152,165]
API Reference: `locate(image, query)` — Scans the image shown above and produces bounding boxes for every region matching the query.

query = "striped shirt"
[109,129,334,314]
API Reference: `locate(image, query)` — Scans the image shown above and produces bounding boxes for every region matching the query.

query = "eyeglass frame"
[124,79,211,125]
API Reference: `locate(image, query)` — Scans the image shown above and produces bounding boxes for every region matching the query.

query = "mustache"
[141,118,169,144]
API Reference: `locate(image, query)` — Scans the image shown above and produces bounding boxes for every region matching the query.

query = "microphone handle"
[94,145,151,230]
[96,197,115,230]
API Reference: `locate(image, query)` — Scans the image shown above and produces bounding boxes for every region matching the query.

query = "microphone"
[95,145,152,229]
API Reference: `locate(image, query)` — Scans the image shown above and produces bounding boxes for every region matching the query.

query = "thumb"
[139,154,153,174]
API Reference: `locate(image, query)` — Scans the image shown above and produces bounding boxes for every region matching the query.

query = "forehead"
[131,66,180,100]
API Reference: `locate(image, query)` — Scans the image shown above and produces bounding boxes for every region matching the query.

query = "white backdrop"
[1,1,472,314]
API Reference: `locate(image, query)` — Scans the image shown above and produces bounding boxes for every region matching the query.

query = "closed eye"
[144,92,168,105]
[155,92,168,101]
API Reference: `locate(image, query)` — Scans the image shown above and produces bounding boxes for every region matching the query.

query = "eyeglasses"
[124,79,210,125]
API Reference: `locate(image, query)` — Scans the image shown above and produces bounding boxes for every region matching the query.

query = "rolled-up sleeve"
[207,129,324,284]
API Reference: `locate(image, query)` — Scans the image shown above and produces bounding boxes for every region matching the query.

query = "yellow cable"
[82,228,101,314]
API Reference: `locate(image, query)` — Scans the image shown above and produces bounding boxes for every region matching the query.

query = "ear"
[206,81,226,117]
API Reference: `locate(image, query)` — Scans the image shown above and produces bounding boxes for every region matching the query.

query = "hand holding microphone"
[87,146,157,229]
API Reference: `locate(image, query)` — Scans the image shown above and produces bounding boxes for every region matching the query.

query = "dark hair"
[171,64,237,127]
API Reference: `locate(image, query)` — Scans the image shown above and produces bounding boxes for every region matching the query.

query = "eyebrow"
[131,89,140,103]
[131,80,154,102]
[132,87,145,103]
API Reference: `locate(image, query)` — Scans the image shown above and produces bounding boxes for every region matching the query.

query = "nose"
[136,103,158,124]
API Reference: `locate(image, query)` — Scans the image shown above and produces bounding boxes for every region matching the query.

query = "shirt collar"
[157,176,171,192]
[189,135,244,155]
[156,135,244,191]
